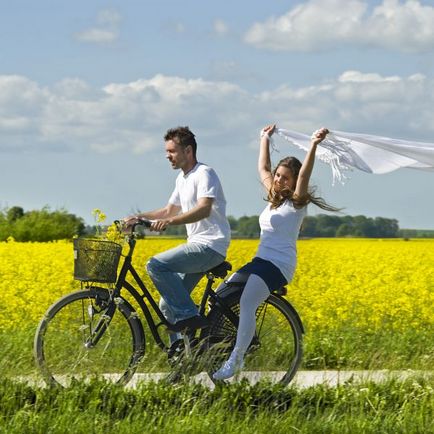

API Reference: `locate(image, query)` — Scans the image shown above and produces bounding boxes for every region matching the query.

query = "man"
[124,126,230,332]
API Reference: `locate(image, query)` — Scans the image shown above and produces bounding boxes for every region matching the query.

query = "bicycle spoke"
[205,292,303,385]
[255,302,268,337]
[35,289,145,387]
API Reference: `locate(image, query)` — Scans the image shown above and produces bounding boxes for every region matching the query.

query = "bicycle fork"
[83,295,117,349]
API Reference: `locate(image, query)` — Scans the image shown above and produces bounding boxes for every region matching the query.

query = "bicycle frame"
[103,229,239,352]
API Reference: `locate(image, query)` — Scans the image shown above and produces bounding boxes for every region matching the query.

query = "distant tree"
[237,215,260,238]
[0,211,8,240]
[164,224,187,236]
[298,213,401,238]
[0,206,85,241]
[352,215,376,237]
[7,206,24,223]
[398,228,434,238]
[336,223,353,237]
[374,217,399,238]
[300,216,317,237]
[227,215,238,232]
[145,213,403,240]
[315,214,341,237]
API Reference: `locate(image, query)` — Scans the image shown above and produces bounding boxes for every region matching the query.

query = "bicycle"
[34,220,304,387]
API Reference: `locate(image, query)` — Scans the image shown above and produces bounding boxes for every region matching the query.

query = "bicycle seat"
[206,261,232,278]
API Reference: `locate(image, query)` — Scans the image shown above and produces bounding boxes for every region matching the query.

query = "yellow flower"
[92,208,106,224]
[0,238,433,335]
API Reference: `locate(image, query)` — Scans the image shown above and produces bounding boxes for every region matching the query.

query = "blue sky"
[1,0,434,228]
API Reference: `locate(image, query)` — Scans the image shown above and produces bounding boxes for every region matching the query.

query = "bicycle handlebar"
[114,218,152,234]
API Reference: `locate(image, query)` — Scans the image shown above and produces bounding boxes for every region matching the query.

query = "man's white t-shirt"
[256,200,307,282]
[168,163,231,257]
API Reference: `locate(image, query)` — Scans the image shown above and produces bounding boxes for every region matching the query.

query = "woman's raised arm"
[294,127,329,199]
[258,124,276,191]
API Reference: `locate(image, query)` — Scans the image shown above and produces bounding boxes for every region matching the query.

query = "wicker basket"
[73,238,122,283]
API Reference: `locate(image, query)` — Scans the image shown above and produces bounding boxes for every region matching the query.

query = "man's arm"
[150,197,213,232]
[123,203,181,227]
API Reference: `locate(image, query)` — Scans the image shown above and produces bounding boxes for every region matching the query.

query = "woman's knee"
[240,274,270,307]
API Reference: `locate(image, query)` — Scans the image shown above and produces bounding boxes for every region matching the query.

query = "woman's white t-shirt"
[255,200,307,282]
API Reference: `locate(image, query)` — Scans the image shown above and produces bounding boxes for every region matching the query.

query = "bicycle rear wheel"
[204,291,303,386]
[34,287,145,387]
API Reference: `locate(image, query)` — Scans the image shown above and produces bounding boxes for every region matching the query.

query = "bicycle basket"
[73,238,122,283]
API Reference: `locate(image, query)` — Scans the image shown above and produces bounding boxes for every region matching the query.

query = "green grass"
[0,376,433,433]
[303,327,434,370]
[1,324,433,378]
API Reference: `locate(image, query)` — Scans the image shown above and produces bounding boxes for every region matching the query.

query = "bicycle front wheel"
[34,288,145,387]
[205,292,303,386]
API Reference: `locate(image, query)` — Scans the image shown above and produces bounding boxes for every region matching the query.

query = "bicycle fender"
[114,296,146,345]
[89,286,146,345]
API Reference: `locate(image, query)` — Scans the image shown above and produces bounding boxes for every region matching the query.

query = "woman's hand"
[311,127,329,146]
[261,124,276,138]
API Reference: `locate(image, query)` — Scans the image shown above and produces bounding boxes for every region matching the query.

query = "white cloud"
[338,70,402,83]
[75,9,121,44]
[76,28,118,44]
[96,9,121,26]
[174,22,186,33]
[244,0,434,52]
[1,71,434,154]
[214,19,229,35]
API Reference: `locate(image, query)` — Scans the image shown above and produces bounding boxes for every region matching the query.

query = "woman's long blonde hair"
[267,157,340,211]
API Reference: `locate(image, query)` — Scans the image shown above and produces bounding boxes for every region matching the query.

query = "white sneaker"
[213,354,244,381]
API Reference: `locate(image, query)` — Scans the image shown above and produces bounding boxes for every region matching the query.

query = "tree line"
[1,206,433,241]
[166,214,403,238]
[0,206,85,242]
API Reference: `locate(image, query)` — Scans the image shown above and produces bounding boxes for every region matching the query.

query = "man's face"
[165,139,189,170]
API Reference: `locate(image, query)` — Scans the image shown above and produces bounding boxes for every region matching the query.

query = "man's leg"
[159,271,205,344]
[147,243,224,323]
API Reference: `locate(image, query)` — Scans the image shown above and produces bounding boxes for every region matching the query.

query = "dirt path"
[16,370,432,389]
[121,369,431,389]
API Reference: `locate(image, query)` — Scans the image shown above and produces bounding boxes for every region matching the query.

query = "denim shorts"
[236,257,287,292]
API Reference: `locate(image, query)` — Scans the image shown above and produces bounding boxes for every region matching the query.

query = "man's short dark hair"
[164,126,197,158]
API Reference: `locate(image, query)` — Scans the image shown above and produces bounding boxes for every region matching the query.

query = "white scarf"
[275,128,434,185]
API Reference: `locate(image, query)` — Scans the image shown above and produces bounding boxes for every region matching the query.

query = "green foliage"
[300,214,400,238]
[0,206,85,242]
[164,224,187,236]
[0,377,432,433]
[224,214,402,238]
[399,228,434,238]
[236,215,260,238]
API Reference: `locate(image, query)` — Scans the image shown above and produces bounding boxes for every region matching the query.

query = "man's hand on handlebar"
[122,215,140,232]
[121,216,152,232]
[149,219,171,232]
[122,215,167,233]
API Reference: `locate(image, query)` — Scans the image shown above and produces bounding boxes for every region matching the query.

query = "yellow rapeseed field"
[0,238,433,333]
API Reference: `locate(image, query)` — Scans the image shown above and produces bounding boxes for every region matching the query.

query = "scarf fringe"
[275,128,434,185]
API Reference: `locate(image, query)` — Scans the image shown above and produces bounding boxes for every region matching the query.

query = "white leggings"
[229,273,270,360]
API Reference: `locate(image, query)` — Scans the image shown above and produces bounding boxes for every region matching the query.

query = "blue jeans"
[147,243,225,324]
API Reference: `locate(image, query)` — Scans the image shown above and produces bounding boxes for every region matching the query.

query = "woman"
[213,124,338,380]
